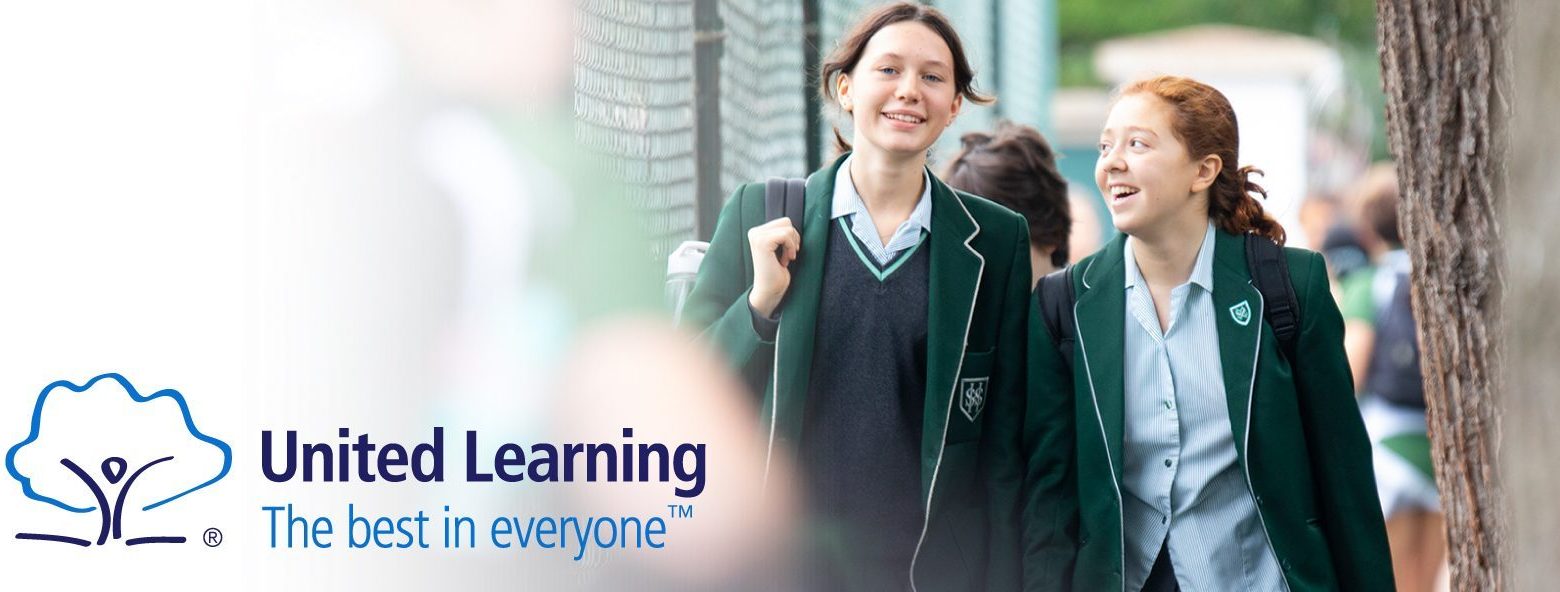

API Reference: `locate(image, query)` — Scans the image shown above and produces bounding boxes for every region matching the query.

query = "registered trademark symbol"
[204,527,223,547]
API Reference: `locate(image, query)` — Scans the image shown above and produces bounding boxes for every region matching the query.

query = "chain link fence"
[575,0,1055,258]
[575,0,697,258]
[718,1,810,201]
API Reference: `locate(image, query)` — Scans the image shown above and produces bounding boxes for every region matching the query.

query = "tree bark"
[1376,1,1510,590]
[1505,0,1560,590]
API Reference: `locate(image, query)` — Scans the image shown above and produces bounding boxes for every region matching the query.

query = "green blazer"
[1028,229,1394,591]
[683,153,1046,591]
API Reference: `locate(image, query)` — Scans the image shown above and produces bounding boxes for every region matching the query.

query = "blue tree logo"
[6,373,231,546]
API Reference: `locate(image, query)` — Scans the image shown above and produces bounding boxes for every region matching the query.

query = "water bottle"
[666,240,709,326]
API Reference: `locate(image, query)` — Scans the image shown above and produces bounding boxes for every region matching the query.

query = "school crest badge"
[959,377,988,422]
[1230,300,1253,326]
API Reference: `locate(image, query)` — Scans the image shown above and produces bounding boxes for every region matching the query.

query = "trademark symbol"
[204,527,223,547]
[666,504,694,519]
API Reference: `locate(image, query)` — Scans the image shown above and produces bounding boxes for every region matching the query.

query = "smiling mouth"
[1109,185,1140,202]
[883,112,925,125]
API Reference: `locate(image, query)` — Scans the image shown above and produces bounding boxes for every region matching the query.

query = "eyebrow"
[1099,126,1161,138]
[876,53,951,70]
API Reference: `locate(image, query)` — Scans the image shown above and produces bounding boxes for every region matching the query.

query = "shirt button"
[1164,459,1173,468]
[1160,515,1167,525]
[1256,495,1265,506]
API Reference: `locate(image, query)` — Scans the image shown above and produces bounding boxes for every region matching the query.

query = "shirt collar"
[1124,220,1217,292]
[829,153,933,233]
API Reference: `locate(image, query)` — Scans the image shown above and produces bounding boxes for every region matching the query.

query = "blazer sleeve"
[681,184,770,369]
[1290,251,1395,591]
[1021,264,1079,591]
[981,215,1033,590]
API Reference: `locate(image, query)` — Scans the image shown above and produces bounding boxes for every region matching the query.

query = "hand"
[747,217,800,318]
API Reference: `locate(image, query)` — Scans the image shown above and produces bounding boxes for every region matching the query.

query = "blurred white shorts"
[1360,396,1440,517]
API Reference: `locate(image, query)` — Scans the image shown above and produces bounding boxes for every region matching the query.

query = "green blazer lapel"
[772,154,845,446]
[1210,229,1262,462]
[1074,233,1128,482]
[921,175,982,502]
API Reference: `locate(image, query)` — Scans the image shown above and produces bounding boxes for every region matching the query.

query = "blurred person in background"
[1338,165,1446,592]
[942,120,1073,289]
[681,3,1069,589]
[1321,224,1372,294]
[1336,165,1398,387]
[1329,167,1391,388]
[1067,190,1106,266]
[1301,190,1371,299]
[1297,192,1340,259]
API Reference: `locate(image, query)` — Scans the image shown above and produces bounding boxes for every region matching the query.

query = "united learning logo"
[5,373,231,547]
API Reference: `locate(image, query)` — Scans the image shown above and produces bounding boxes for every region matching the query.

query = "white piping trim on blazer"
[762,327,781,488]
[1245,284,1293,591]
[907,192,983,592]
[1076,257,1127,592]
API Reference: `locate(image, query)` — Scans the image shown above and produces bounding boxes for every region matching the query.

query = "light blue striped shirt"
[830,154,932,265]
[1121,222,1285,591]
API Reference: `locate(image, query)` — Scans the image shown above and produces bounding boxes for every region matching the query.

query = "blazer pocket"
[947,348,994,443]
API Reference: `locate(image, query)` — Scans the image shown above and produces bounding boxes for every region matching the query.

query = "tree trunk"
[1505,0,1559,590]
[1376,1,1510,590]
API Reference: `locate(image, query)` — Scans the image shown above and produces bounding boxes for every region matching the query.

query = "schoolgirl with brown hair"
[1030,75,1393,591]
[682,3,1063,590]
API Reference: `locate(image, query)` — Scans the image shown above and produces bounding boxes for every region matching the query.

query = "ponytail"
[832,128,852,155]
[1210,165,1285,245]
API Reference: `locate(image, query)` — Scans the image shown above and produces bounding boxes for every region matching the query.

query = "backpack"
[667,177,806,324]
[1036,234,1302,370]
[1363,270,1424,409]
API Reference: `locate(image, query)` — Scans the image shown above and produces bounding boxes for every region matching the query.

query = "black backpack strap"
[785,177,805,231]
[1037,266,1077,371]
[764,177,805,233]
[763,177,806,259]
[1245,233,1301,362]
[761,177,807,312]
